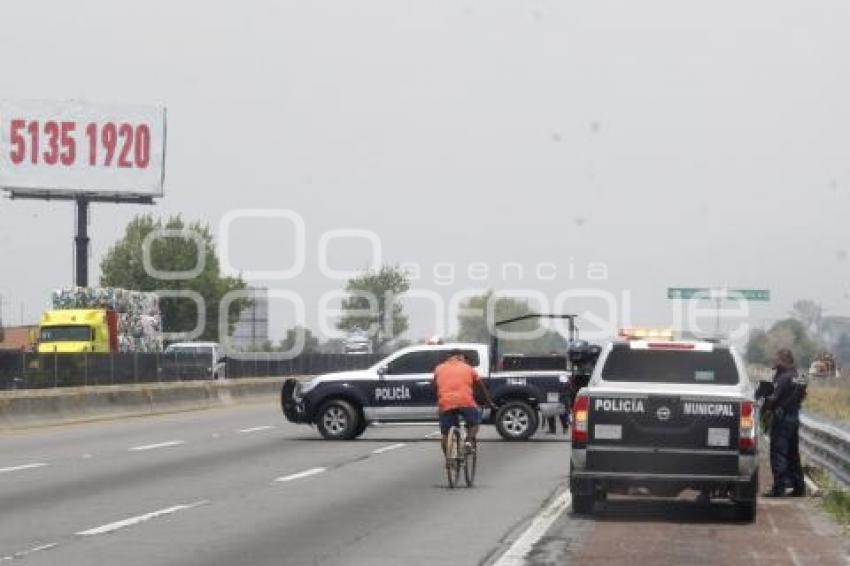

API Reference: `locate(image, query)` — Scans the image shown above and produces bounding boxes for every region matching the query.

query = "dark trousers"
[769,411,804,493]
[546,414,570,433]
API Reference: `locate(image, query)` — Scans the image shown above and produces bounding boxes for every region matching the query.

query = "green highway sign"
[667,288,770,301]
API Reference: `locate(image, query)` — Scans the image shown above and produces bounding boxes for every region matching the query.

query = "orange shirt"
[434,359,480,412]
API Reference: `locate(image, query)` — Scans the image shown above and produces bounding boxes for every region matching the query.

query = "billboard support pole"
[74,198,90,287]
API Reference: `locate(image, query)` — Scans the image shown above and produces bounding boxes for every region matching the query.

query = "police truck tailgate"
[587,393,741,476]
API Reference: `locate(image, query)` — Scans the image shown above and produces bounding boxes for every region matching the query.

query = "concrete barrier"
[0,377,288,430]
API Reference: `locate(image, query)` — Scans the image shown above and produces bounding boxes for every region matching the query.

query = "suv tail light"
[572,395,590,444]
[739,401,756,452]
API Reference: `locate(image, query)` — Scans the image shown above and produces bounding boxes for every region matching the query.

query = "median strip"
[274,467,326,483]
[76,500,210,536]
[128,440,185,452]
[0,462,48,474]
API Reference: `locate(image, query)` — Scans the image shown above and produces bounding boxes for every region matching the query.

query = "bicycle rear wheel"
[463,439,477,487]
[446,427,462,488]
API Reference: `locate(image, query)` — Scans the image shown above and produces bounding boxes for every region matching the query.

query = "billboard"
[0,100,165,199]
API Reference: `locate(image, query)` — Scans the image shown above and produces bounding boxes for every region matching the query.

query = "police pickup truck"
[569,335,759,521]
[281,341,573,441]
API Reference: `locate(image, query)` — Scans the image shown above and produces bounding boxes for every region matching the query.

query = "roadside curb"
[489,483,572,566]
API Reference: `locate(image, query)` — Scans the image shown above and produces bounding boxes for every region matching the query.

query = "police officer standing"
[763,348,807,497]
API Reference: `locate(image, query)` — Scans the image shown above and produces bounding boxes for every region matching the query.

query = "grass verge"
[803,380,850,426]
[805,465,850,529]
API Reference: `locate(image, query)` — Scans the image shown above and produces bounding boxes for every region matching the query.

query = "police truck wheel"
[572,493,595,515]
[316,399,360,440]
[495,401,538,441]
[352,419,368,439]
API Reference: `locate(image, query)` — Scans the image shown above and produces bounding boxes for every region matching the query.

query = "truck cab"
[37,309,117,353]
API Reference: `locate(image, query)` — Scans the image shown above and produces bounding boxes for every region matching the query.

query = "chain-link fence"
[0,350,382,390]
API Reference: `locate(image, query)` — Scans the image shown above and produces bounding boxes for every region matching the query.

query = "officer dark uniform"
[763,349,806,497]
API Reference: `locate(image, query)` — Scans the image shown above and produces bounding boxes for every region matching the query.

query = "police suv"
[569,333,759,521]
[281,342,572,441]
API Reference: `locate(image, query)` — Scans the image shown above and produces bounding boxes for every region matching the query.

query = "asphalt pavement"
[0,401,570,566]
[2,401,848,565]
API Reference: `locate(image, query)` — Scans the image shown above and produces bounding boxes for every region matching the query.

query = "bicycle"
[445,413,477,488]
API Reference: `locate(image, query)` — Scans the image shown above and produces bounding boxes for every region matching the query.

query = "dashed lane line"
[128,440,185,452]
[493,488,572,566]
[1,543,58,561]
[372,443,406,455]
[75,501,210,536]
[274,467,327,483]
[0,463,48,474]
[237,425,276,433]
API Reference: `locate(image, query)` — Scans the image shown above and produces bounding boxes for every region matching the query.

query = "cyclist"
[433,349,495,456]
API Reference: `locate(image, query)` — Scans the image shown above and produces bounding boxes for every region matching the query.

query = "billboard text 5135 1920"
[0,99,166,199]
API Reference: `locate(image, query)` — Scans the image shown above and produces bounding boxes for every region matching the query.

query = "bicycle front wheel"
[446,428,462,489]
[463,440,477,487]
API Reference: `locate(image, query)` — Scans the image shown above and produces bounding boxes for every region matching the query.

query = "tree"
[278,325,320,355]
[745,329,770,366]
[791,300,824,336]
[456,291,567,354]
[100,215,249,342]
[337,266,411,351]
[744,318,820,368]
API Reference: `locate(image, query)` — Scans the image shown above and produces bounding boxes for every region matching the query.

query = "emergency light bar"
[618,327,674,340]
[629,340,714,352]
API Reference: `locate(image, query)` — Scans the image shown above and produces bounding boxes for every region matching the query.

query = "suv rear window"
[600,346,739,385]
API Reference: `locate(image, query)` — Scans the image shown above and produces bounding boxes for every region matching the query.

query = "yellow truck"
[37,309,120,353]
[37,287,163,354]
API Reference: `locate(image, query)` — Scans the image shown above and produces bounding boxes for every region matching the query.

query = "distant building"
[0,325,38,351]
[230,287,269,351]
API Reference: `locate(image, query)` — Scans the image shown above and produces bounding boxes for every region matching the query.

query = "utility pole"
[74,198,90,287]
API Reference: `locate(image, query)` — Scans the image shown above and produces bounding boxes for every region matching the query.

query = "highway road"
[1,401,848,565]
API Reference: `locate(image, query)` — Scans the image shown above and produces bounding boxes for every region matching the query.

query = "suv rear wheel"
[316,399,362,440]
[495,400,539,441]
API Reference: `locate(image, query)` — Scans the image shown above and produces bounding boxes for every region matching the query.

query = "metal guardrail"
[799,413,850,487]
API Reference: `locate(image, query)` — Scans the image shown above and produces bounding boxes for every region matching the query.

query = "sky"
[1,0,848,344]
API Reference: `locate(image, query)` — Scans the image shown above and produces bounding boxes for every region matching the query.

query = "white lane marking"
[493,489,571,566]
[274,467,326,483]
[128,440,185,452]
[425,431,442,439]
[0,463,48,474]
[372,443,406,454]
[1,542,58,561]
[238,425,275,433]
[786,547,802,566]
[76,501,209,536]
[766,509,780,535]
